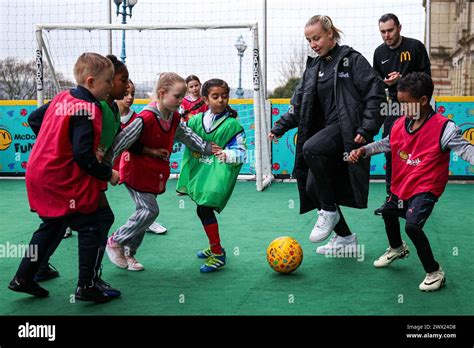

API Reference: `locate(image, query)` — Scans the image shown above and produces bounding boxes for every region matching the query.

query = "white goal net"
[35,23,273,191]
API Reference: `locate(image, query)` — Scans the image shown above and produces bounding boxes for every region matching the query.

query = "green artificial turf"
[0,179,472,315]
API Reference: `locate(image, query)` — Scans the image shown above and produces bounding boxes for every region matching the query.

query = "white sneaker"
[309,209,340,243]
[316,233,358,255]
[126,256,144,271]
[419,267,446,292]
[63,227,73,238]
[105,235,128,269]
[146,222,167,234]
[373,241,410,268]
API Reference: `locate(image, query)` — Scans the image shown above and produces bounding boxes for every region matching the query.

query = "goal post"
[35,22,273,191]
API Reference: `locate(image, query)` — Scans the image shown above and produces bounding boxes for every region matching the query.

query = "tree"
[270,42,311,98]
[269,77,301,98]
[0,57,74,100]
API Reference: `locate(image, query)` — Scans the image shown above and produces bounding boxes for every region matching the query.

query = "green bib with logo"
[177,113,244,212]
[99,101,120,151]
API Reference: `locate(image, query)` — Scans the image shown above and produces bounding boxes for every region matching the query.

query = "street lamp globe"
[235,35,247,57]
[235,35,247,99]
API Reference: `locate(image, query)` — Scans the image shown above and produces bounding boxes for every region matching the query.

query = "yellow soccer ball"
[266,236,303,274]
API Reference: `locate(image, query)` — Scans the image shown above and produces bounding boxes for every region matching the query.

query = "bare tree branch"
[0,57,74,100]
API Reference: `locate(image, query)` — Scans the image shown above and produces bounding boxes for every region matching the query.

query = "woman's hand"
[347,148,366,163]
[268,132,282,143]
[354,134,366,144]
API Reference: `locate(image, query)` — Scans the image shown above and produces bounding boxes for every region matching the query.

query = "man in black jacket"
[269,15,385,256]
[373,13,431,215]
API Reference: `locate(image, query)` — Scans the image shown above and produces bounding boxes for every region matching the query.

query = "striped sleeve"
[175,121,212,155]
[442,121,474,164]
[363,135,391,157]
[222,131,247,165]
[105,117,144,164]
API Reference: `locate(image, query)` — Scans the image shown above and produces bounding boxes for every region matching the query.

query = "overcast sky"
[2,0,425,95]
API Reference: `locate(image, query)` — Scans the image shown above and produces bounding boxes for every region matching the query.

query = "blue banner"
[0,99,473,177]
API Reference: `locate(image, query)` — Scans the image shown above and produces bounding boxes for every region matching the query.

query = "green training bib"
[177,113,244,212]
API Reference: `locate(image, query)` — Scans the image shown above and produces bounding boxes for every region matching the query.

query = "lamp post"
[234,35,247,99]
[113,0,138,64]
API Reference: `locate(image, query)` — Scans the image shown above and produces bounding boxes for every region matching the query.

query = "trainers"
[96,278,121,298]
[8,276,49,298]
[34,263,60,282]
[197,247,226,259]
[75,284,111,303]
[419,267,446,292]
[316,233,358,256]
[63,227,73,238]
[373,241,410,268]
[94,265,121,298]
[125,255,144,271]
[146,222,167,234]
[200,253,226,273]
[309,209,340,243]
[106,235,128,269]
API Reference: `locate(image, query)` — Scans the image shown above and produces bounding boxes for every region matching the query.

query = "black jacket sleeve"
[70,114,112,181]
[352,53,385,141]
[271,59,310,136]
[28,102,50,136]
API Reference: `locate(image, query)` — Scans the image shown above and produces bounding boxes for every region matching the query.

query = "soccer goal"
[34,23,273,191]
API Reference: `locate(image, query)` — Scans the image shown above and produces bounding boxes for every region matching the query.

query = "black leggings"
[382,193,439,273]
[196,205,217,226]
[302,123,344,212]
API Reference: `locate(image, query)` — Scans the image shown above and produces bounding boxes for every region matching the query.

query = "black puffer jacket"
[272,45,385,214]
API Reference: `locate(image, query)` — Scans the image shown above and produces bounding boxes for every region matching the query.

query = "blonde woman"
[269,15,385,256]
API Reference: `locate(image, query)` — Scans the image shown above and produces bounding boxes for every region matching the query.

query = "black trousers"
[37,193,114,282]
[381,192,439,273]
[16,210,104,287]
[303,123,351,237]
[302,123,343,211]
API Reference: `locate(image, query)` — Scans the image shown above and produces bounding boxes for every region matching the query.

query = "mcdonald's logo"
[400,51,411,62]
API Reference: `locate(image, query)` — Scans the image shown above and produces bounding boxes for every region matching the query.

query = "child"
[177,78,247,273]
[105,72,218,271]
[180,75,208,122]
[116,79,168,235]
[116,79,137,141]
[32,55,130,301]
[8,53,119,303]
[348,72,474,291]
[64,55,131,240]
